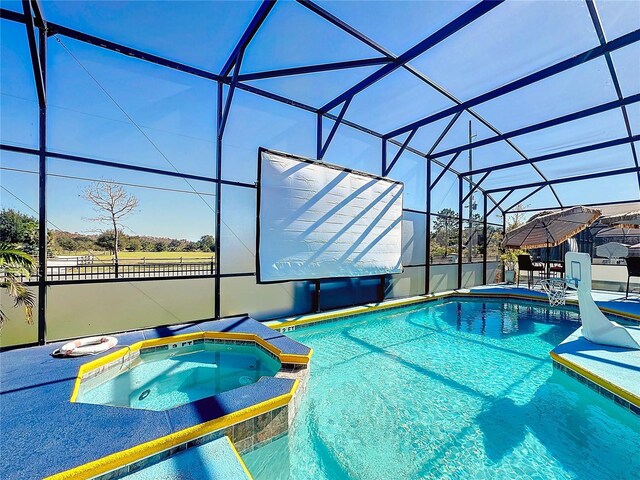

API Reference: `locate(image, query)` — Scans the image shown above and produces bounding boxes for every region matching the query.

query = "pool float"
[53,336,119,357]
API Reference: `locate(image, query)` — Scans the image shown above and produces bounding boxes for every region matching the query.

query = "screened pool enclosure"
[1,0,639,348]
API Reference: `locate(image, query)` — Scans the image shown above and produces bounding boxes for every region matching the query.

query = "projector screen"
[257,149,404,283]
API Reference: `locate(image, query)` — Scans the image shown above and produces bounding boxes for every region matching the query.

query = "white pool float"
[56,336,119,357]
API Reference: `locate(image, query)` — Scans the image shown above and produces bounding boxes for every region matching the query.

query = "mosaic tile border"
[274,291,640,335]
[80,338,288,393]
[94,366,310,480]
[80,348,141,384]
[553,360,640,417]
[57,327,312,479]
[140,338,280,362]
[276,299,446,333]
[95,407,288,480]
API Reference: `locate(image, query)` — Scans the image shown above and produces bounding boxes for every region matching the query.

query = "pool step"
[123,436,252,480]
[551,325,640,416]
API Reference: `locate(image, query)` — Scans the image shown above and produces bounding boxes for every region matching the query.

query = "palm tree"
[0,242,36,328]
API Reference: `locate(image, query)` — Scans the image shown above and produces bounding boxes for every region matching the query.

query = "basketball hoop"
[539,278,572,306]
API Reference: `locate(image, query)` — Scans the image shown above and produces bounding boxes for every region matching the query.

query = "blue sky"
[1,0,639,240]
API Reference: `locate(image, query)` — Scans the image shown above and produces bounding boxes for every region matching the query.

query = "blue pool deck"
[0,316,308,480]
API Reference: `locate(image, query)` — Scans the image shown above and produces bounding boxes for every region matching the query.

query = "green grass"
[64,251,215,262]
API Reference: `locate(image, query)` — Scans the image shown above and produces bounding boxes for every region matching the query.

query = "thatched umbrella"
[504,207,601,249]
[599,210,640,229]
[503,206,601,273]
[594,225,640,239]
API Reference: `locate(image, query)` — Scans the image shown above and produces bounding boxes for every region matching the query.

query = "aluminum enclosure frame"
[2,0,639,343]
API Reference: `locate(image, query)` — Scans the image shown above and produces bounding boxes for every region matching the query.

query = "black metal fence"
[45,261,215,281]
[8,257,216,282]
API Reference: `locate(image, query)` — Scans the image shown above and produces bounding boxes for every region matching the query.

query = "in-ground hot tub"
[75,340,281,411]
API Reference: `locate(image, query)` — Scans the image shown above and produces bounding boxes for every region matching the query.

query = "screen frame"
[256,147,405,285]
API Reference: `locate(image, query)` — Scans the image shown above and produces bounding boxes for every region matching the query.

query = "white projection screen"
[257,149,404,283]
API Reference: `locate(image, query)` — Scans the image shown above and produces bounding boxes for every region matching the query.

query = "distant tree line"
[430,208,501,260]
[90,231,216,254]
[0,209,215,256]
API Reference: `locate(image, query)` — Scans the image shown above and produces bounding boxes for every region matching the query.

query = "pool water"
[243,299,640,480]
[77,343,281,411]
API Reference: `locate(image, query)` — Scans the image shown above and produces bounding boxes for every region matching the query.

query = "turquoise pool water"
[77,343,280,410]
[243,299,640,480]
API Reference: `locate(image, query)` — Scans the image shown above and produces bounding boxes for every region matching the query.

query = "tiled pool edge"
[115,363,312,480]
[550,352,640,417]
[96,362,312,480]
[71,331,311,404]
[266,291,455,332]
[90,403,290,480]
[48,367,310,480]
[267,289,640,334]
[98,434,254,480]
[45,329,312,480]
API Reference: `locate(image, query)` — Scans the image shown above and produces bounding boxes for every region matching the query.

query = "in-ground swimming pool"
[76,342,281,411]
[243,298,640,480]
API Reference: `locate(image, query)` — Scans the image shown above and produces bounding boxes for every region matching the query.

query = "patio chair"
[624,257,640,298]
[549,262,565,278]
[518,254,545,289]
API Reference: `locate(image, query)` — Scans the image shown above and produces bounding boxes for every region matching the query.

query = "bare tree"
[81,181,139,263]
[499,203,531,232]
